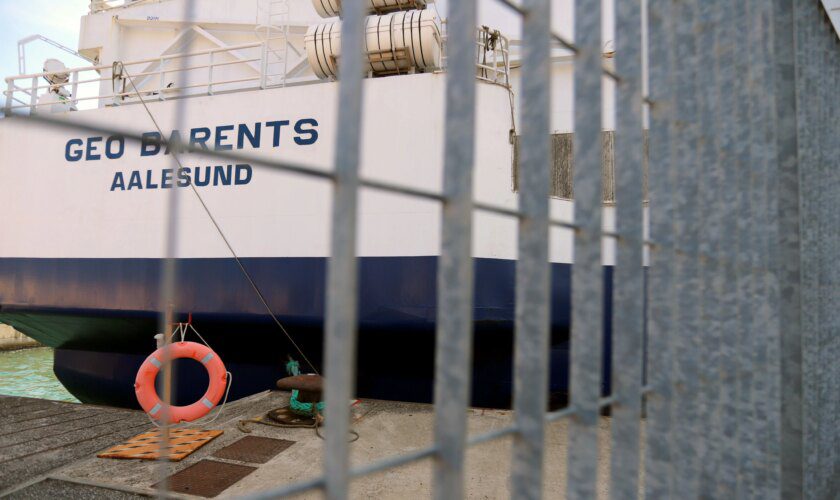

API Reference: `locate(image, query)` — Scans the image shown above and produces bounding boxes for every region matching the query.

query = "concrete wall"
[0,325,40,351]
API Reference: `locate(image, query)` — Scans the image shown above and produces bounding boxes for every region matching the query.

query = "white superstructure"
[2,0,625,267]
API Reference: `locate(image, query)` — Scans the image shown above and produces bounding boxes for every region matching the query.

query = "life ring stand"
[135,341,228,424]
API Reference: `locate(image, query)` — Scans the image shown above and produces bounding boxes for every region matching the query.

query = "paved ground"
[1,392,619,499]
[0,395,148,495]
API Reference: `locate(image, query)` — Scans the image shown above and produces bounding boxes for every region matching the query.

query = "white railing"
[3,27,512,116]
[442,24,512,88]
[4,42,265,115]
[89,0,161,13]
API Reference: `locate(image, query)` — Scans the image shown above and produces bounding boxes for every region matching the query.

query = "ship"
[0,0,623,409]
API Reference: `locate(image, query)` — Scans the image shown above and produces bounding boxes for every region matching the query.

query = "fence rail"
[3,0,839,498]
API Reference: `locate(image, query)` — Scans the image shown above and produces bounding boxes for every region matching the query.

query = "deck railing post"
[29,76,38,114]
[4,79,12,116]
[208,51,214,95]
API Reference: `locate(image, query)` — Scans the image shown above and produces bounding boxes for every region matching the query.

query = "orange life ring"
[134,341,227,423]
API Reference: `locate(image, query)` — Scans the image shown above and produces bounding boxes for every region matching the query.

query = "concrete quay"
[0,326,40,351]
[1,392,615,498]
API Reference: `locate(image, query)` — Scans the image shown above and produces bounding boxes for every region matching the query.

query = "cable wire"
[116,62,320,375]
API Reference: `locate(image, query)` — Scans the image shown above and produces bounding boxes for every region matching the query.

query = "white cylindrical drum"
[305,10,442,80]
[311,0,430,19]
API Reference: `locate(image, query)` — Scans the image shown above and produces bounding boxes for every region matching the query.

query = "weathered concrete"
[0,325,40,351]
[2,391,619,499]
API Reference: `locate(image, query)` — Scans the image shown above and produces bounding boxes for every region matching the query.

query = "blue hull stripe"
[0,256,604,332]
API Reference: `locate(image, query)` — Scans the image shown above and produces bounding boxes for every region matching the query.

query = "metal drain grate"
[213,436,296,464]
[154,460,256,498]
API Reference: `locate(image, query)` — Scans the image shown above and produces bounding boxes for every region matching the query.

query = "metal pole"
[695,1,724,496]
[510,0,551,497]
[643,0,677,497]
[322,0,366,498]
[432,0,478,497]
[567,0,603,498]
[610,0,645,497]
[668,0,702,495]
[155,1,196,497]
[707,0,740,496]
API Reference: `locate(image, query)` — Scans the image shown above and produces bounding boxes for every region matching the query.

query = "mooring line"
[116,62,320,376]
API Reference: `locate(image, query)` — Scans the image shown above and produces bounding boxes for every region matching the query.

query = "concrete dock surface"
[1,392,619,499]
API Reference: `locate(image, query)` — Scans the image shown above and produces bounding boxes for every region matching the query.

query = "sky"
[0,0,91,79]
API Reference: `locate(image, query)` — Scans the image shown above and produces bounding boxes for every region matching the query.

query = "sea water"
[0,347,78,402]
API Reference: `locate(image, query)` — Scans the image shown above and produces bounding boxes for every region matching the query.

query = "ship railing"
[3,28,513,116]
[89,0,160,13]
[441,24,512,89]
[3,42,266,115]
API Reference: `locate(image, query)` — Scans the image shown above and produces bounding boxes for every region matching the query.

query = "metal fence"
[5,0,839,498]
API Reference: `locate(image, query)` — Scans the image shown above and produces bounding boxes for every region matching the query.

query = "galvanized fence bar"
[154,1,196,497]
[755,0,784,493]
[745,1,781,493]
[322,0,366,497]
[566,0,603,497]
[8,0,840,497]
[668,0,703,496]
[693,1,724,497]
[828,31,840,500]
[727,0,758,495]
[609,0,645,497]
[432,0,478,497]
[510,0,551,497]
[708,0,740,495]
[793,4,821,495]
[643,0,677,497]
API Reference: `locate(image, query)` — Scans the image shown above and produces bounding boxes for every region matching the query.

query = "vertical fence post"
[322,0,366,498]
[154,1,197,496]
[694,1,724,496]
[567,0,603,498]
[668,1,703,496]
[707,0,740,496]
[431,0,478,498]
[724,0,757,496]
[643,0,677,497]
[744,0,782,494]
[510,0,551,498]
[610,0,645,497]
[792,3,826,498]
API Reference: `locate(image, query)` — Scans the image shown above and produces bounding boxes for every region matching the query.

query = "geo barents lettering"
[63,118,319,192]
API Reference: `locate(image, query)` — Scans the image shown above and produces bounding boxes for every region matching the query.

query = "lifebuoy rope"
[144,323,233,428]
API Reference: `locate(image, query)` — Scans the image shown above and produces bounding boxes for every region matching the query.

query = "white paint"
[2,0,631,267]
